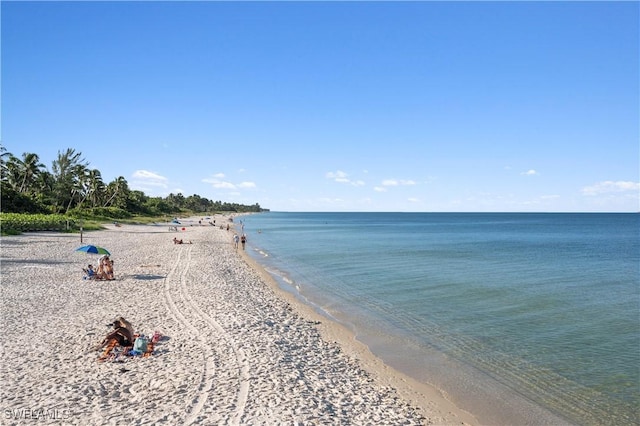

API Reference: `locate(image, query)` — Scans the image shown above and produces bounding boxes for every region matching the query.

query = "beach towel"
[97,339,120,362]
[97,334,155,362]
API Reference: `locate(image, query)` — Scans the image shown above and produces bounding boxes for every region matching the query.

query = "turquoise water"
[240,213,639,425]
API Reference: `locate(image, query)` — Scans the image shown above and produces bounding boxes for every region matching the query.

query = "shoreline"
[0,218,476,425]
[234,228,478,425]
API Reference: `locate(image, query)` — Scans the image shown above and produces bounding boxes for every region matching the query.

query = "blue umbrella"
[75,245,111,255]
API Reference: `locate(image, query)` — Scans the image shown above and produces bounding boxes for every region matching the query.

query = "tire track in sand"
[164,243,250,425]
[162,246,216,425]
[177,244,251,425]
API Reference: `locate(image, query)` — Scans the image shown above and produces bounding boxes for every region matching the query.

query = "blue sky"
[3,1,638,212]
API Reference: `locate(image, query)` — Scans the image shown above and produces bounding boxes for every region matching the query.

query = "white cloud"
[202,174,257,191]
[132,169,167,182]
[326,170,365,186]
[213,181,236,189]
[202,178,234,189]
[382,179,416,187]
[131,170,168,188]
[374,186,387,192]
[521,169,538,176]
[582,181,640,196]
[326,170,348,180]
[407,197,420,203]
[129,170,171,196]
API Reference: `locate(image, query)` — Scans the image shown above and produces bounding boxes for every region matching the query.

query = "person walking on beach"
[233,234,240,249]
[241,234,247,250]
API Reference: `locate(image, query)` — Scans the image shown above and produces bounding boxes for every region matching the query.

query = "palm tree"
[66,163,89,213]
[2,153,45,195]
[17,153,46,194]
[0,144,10,183]
[104,176,129,209]
[86,169,105,208]
[51,148,88,213]
[33,170,56,208]
[73,168,105,209]
[4,155,23,191]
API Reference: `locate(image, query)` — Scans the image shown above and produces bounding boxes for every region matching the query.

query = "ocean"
[239,212,639,425]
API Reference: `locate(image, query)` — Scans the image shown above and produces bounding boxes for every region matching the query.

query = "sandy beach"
[0,217,476,425]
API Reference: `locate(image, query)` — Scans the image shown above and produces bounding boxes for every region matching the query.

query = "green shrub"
[0,213,76,233]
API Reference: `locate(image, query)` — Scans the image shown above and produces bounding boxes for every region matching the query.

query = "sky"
[2,1,638,212]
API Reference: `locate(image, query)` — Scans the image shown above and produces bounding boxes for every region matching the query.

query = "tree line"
[0,145,268,217]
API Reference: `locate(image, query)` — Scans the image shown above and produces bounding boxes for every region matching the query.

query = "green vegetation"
[0,213,75,234]
[0,145,268,234]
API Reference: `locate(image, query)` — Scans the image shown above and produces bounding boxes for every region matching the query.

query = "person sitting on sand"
[106,258,115,280]
[82,264,96,280]
[96,261,105,279]
[96,319,133,349]
[97,256,115,280]
[116,316,134,336]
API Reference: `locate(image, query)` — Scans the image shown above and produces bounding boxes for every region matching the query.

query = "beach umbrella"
[75,245,111,256]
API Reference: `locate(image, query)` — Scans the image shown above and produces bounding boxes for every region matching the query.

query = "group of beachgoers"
[83,255,115,280]
[232,233,247,250]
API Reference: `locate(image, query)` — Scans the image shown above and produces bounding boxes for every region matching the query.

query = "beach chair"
[82,268,96,280]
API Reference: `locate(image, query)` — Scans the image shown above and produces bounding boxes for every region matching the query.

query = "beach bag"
[133,336,148,353]
[151,331,162,343]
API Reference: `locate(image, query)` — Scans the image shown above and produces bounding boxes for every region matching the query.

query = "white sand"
[0,217,476,425]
